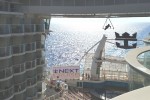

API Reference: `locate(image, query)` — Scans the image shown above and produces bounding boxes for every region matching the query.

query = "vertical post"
[124,0,127,4]
[51,0,53,6]
[33,24,36,32]
[29,0,30,6]
[62,0,64,6]
[103,0,104,5]
[105,90,106,100]
[54,95,55,100]
[8,24,12,34]
[22,24,24,33]
[82,81,84,100]
[40,0,42,6]
[8,2,10,11]
[94,0,95,6]
[74,0,75,6]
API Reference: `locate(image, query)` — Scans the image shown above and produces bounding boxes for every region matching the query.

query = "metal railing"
[21,0,150,6]
[0,24,44,35]
[0,46,11,57]
[14,81,26,93]
[12,44,24,54]
[1,0,148,7]
[36,41,45,50]
[36,58,45,66]
[0,58,44,80]
[0,0,21,12]
[13,63,25,73]
[99,70,128,81]
[0,66,13,79]
[25,60,36,70]
[0,42,44,58]
[25,42,36,52]
[27,76,37,86]
[0,86,14,100]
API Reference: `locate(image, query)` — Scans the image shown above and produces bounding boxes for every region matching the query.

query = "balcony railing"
[0,42,44,58]
[0,46,11,57]
[13,63,25,74]
[11,24,24,33]
[0,67,13,79]
[0,86,14,100]
[0,25,10,35]
[37,73,43,82]
[0,0,21,12]
[21,0,150,6]
[0,58,44,80]
[14,81,26,93]
[35,24,45,32]
[12,44,24,54]
[24,24,35,33]
[0,24,44,35]
[25,42,36,52]
[25,60,36,70]
[0,58,44,76]
[36,41,45,50]
[36,58,45,66]
[27,77,37,86]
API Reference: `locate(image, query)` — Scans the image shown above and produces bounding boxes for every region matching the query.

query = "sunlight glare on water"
[45,17,150,67]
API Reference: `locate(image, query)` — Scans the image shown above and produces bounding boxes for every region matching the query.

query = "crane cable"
[103,17,114,30]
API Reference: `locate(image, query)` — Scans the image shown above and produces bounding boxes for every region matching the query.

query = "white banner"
[51,66,80,80]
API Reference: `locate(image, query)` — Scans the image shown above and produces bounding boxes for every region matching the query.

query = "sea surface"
[45,17,150,68]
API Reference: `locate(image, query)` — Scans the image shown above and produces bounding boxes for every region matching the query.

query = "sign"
[51,66,80,80]
[115,32,137,49]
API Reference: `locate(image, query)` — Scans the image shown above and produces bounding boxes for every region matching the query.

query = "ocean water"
[45,17,150,67]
